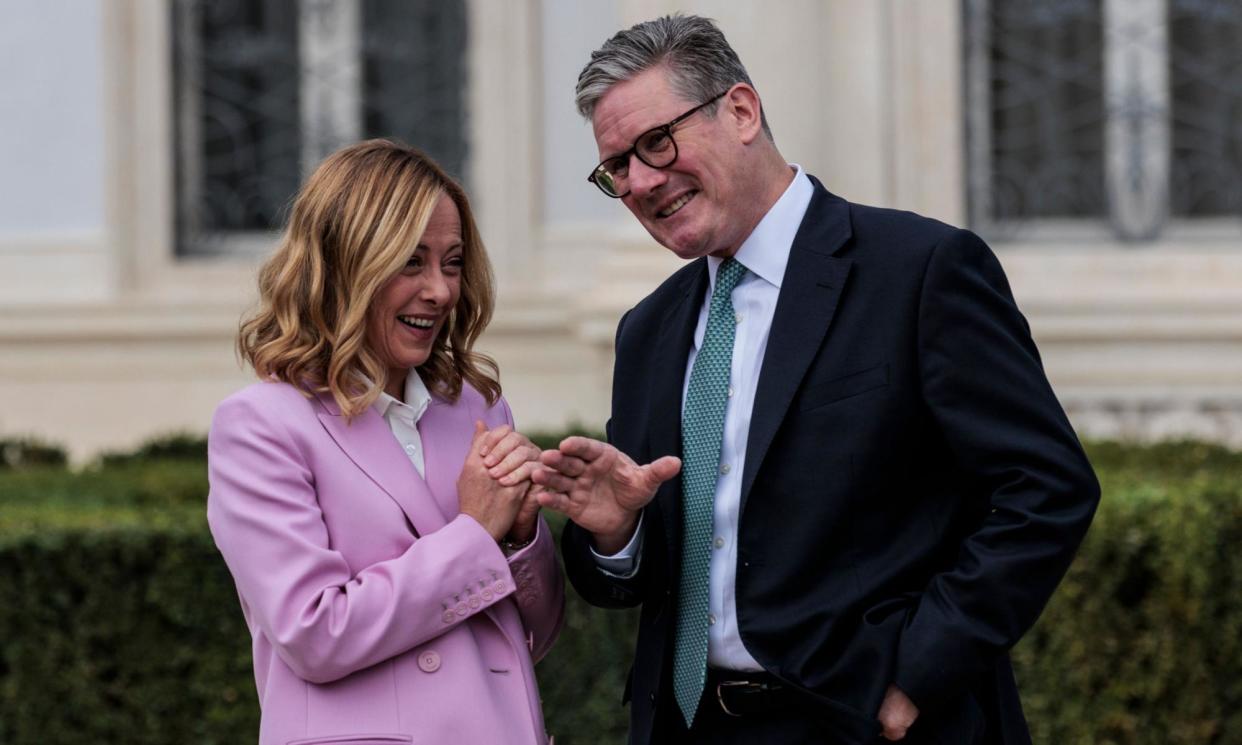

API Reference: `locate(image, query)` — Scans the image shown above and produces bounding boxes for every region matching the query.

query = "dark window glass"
[174,0,301,254]
[987,1,1106,220]
[173,0,468,256]
[1169,0,1242,217]
[362,0,468,182]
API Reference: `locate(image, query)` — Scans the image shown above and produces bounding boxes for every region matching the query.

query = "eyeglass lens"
[595,129,678,197]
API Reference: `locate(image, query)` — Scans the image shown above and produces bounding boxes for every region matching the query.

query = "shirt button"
[405,444,417,454]
[714,537,724,549]
[719,463,731,475]
[727,386,734,398]
[735,312,743,324]
[708,614,716,626]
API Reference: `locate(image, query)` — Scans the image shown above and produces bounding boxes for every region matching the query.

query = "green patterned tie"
[672,258,747,727]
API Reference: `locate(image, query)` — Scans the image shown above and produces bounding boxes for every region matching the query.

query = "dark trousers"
[651,670,844,745]
[649,677,986,745]
[653,694,834,745]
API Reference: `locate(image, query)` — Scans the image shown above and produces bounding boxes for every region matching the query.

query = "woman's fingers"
[477,424,513,460]
[489,444,540,480]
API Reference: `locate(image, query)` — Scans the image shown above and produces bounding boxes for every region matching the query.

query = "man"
[533,14,1099,745]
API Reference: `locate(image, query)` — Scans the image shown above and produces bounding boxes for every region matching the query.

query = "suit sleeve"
[895,228,1100,709]
[493,397,566,662]
[207,393,523,685]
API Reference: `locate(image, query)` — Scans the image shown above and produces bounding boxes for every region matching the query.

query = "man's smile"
[656,190,698,218]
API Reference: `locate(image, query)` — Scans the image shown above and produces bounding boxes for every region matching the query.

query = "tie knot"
[714,259,747,299]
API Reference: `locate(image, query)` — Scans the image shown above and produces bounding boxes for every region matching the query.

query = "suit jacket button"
[469,596,482,610]
[441,610,455,624]
[482,588,495,602]
[455,602,468,616]
[418,650,441,673]
[493,580,507,594]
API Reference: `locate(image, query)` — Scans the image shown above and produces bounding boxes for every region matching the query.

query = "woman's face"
[367,194,464,395]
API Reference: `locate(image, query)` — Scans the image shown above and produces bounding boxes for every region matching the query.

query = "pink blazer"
[207,380,564,745]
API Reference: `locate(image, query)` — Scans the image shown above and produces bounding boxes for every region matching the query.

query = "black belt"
[704,668,802,718]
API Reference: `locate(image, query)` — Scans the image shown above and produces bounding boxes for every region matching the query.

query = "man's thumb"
[645,456,682,486]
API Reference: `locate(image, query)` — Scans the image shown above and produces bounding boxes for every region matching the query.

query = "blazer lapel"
[315,394,451,537]
[741,184,853,516]
[648,260,709,561]
[415,396,470,522]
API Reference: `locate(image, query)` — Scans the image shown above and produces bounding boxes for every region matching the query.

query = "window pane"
[987,1,1106,219]
[174,0,301,256]
[361,0,468,182]
[1169,0,1242,217]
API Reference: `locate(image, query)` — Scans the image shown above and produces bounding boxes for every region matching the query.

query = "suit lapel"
[741,185,853,517]
[315,394,451,537]
[415,396,470,521]
[648,261,709,560]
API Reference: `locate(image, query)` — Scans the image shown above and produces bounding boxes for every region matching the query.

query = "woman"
[207,139,564,745]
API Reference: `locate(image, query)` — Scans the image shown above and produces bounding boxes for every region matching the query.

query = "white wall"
[0,0,105,235]
[539,0,625,225]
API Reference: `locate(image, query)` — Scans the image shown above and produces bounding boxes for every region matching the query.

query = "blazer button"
[482,588,495,602]
[493,580,507,594]
[418,650,441,673]
[441,610,455,624]
[469,596,482,610]
[455,602,468,616]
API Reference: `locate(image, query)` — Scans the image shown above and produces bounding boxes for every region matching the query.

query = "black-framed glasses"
[586,90,729,198]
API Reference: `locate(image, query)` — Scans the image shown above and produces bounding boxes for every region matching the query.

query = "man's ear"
[723,83,765,145]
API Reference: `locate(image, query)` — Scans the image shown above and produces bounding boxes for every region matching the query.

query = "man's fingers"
[531,468,577,495]
[539,450,588,478]
[557,436,608,462]
[534,488,572,515]
[878,685,917,741]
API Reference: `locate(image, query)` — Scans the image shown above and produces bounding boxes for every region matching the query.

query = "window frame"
[964,0,1242,244]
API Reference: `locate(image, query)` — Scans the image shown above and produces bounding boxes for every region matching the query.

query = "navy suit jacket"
[563,178,1099,745]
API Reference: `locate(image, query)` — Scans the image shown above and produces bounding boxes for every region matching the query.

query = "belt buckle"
[715,680,762,717]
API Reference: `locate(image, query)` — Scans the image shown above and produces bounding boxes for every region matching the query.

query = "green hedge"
[0,438,1240,744]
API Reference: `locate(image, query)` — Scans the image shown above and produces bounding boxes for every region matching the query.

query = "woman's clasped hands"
[457,421,546,545]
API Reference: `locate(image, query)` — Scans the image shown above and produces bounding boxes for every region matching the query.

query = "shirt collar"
[705,164,813,293]
[372,368,432,425]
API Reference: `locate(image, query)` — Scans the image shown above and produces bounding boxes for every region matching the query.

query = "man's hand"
[878,685,919,741]
[532,437,680,553]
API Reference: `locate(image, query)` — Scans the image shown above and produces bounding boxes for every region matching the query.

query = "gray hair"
[575,14,772,139]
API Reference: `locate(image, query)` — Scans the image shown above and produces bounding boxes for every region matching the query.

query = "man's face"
[591,67,749,260]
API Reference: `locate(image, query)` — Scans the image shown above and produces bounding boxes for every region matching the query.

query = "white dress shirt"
[373,368,433,478]
[595,166,815,671]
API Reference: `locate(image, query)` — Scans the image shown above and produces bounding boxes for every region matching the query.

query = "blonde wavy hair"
[238,139,499,418]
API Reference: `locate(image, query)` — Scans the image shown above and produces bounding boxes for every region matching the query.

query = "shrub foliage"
[0,439,1239,744]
